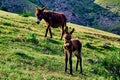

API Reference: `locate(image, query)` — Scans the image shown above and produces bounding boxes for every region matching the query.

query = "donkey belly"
[51,18,65,28]
[52,24,62,28]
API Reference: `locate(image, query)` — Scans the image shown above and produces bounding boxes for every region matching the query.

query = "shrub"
[3,22,11,26]
[21,12,31,17]
[85,42,97,50]
[27,32,39,44]
[102,43,111,49]
[0,6,8,11]
[101,43,118,51]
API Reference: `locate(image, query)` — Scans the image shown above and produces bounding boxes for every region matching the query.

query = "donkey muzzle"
[64,43,70,49]
[36,19,40,24]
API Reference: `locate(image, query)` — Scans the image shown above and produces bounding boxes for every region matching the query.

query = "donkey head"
[64,27,74,49]
[35,6,47,24]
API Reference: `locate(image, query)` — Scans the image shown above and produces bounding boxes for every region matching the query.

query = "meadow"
[0,10,120,80]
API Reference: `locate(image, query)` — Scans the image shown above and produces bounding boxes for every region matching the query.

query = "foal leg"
[65,51,68,72]
[76,56,79,71]
[80,55,82,74]
[78,48,82,74]
[69,51,73,75]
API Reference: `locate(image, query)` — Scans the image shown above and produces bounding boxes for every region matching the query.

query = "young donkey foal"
[63,27,82,75]
[35,6,67,40]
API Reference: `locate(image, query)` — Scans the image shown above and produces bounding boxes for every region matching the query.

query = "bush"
[21,12,31,17]
[101,43,118,51]
[85,42,97,50]
[27,32,39,44]
[0,6,8,11]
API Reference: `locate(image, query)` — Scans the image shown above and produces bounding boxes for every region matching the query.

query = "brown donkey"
[35,6,67,40]
[63,27,82,75]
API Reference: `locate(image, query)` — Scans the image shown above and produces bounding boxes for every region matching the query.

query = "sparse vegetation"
[0,10,120,80]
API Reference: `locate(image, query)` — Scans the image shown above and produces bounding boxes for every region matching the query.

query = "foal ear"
[70,28,75,34]
[42,6,47,11]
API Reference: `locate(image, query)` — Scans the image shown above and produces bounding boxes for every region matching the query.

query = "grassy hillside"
[0,10,120,80]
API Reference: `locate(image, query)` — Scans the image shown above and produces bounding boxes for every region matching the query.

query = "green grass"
[0,10,120,80]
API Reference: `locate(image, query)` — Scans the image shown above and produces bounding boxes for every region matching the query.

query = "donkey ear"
[64,26,68,33]
[35,6,39,10]
[42,6,47,11]
[70,28,75,34]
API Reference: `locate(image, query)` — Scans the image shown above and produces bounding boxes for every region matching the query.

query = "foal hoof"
[79,72,83,74]
[70,72,73,75]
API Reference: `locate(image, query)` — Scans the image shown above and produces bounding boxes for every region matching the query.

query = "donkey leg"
[45,27,49,37]
[65,51,68,72]
[49,28,52,38]
[45,25,51,37]
[69,51,72,75]
[60,25,64,40]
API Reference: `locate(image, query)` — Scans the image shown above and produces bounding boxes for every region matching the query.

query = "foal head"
[64,27,74,43]
[35,6,47,24]
[64,27,74,49]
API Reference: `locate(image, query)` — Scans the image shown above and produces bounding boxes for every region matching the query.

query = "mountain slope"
[95,0,120,14]
[0,0,35,14]
[94,0,120,34]
[0,10,120,80]
[1,0,120,35]
[40,0,120,32]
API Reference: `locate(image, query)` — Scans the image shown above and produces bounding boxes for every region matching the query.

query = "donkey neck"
[42,11,53,22]
[42,11,48,22]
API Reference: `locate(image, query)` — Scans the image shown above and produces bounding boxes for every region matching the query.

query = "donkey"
[63,27,82,75]
[35,6,67,40]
